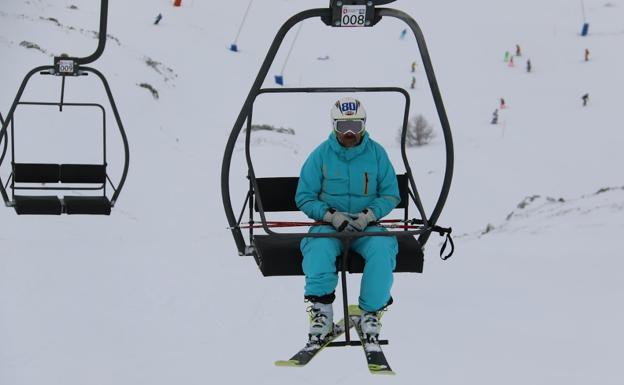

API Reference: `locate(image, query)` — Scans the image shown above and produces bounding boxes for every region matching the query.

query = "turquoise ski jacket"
[295,132,400,220]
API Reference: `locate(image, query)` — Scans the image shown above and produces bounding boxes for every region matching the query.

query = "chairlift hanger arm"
[47,0,109,77]
[78,0,109,65]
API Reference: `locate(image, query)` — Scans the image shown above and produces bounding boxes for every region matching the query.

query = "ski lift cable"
[279,23,304,76]
[233,0,255,47]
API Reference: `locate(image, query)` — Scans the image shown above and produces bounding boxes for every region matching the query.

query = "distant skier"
[508,56,514,67]
[526,59,532,73]
[399,28,407,40]
[491,109,499,125]
[411,61,416,73]
[581,93,589,107]
[500,98,506,109]
[296,97,399,345]
[410,76,416,89]
[504,51,510,62]
[154,13,163,25]
[515,44,521,57]
[584,48,590,62]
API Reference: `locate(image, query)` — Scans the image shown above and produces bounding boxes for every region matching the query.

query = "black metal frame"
[0,113,6,172]
[246,87,430,240]
[0,0,129,211]
[221,2,454,346]
[9,102,108,195]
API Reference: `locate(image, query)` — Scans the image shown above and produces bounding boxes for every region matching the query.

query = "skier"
[504,51,510,62]
[295,97,399,344]
[582,93,589,107]
[500,98,506,109]
[399,28,407,40]
[526,59,532,73]
[584,48,590,62]
[515,44,521,56]
[508,56,514,67]
[411,61,416,73]
[154,13,163,25]
[410,76,416,89]
[491,109,499,124]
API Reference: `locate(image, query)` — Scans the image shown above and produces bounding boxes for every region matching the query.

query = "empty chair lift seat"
[12,163,111,215]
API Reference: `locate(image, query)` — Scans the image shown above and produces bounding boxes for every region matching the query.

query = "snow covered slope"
[1,0,623,384]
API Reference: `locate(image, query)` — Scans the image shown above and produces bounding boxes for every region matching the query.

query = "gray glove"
[348,208,377,231]
[323,209,352,232]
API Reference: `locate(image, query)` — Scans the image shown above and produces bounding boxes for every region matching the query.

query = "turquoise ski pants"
[301,225,398,312]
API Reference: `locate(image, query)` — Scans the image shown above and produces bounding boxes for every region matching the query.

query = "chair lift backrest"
[254,174,409,212]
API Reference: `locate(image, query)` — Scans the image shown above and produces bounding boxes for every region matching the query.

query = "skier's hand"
[348,209,377,231]
[323,209,353,232]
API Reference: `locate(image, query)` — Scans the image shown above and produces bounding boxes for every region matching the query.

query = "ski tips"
[369,365,396,375]
[274,359,303,367]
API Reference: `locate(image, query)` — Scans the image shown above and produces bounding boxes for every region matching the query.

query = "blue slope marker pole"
[230,0,254,52]
[580,0,589,36]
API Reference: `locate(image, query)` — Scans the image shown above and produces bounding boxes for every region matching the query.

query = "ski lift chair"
[222,0,454,347]
[0,0,129,215]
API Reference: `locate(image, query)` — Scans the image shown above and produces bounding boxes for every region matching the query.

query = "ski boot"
[360,310,382,343]
[307,302,334,344]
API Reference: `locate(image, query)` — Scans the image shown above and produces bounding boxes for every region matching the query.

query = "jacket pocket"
[323,176,349,195]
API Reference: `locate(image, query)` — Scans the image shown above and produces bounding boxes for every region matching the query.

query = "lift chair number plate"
[340,5,367,27]
[58,60,75,74]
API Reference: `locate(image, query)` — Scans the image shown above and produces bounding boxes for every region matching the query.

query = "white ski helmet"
[330,97,366,134]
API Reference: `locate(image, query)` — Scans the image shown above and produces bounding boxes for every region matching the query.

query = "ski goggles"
[333,119,365,135]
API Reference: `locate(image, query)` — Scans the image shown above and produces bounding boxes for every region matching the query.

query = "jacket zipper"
[364,172,369,195]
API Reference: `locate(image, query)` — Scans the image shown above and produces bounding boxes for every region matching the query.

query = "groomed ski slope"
[1,0,623,384]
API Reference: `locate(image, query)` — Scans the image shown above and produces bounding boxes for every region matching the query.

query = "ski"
[274,317,350,367]
[348,304,395,375]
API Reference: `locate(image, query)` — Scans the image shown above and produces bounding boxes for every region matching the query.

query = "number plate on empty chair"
[58,60,75,74]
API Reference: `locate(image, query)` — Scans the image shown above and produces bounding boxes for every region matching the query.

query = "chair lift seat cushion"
[13,163,60,183]
[63,196,111,215]
[60,164,106,184]
[13,195,62,215]
[252,234,423,276]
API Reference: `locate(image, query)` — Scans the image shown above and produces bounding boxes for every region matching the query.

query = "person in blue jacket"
[295,97,400,343]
